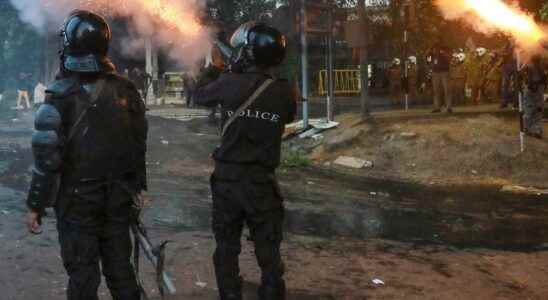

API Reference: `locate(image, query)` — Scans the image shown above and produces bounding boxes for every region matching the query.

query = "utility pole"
[145,36,159,106]
[516,50,525,153]
[358,0,370,119]
[300,0,310,129]
[327,7,335,121]
[401,1,410,111]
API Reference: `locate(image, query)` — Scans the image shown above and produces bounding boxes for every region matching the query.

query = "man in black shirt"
[194,22,296,300]
[522,54,546,139]
[429,41,453,113]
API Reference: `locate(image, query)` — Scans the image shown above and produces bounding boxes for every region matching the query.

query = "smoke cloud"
[435,0,548,55]
[8,0,213,68]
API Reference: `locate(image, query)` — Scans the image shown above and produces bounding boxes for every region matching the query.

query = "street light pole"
[327,8,335,122]
[300,0,310,129]
[402,1,410,111]
[145,36,155,106]
[358,0,370,119]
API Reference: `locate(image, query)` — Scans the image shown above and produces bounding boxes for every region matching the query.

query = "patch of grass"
[281,149,311,169]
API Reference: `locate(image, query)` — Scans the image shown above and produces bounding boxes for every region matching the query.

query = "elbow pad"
[27,104,63,211]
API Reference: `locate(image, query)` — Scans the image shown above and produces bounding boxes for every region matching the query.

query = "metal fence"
[318,69,361,96]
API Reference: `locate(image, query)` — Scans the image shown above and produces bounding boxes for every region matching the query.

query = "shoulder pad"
[46,77,79,98]
[35,104,62,131]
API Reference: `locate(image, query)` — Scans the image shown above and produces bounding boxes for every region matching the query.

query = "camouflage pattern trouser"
[524,85,545,136]
[501,73,517,107]
[211,174,286,300]
[485,79,501,102]
[451,78,466,105]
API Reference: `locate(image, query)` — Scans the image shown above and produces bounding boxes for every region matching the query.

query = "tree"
[206,0,277,29]
[540,3,548,22]
[0,1,43,91]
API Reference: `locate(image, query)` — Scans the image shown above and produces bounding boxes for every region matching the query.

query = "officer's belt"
[62,170,137,185]
[214,161,275,182]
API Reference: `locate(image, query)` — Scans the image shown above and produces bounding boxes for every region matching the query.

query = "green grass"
[281,149,312,169]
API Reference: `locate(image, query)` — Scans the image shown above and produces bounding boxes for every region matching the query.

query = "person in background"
[522,54,546,139]
[500,44,518,109]
[130,68,148,99]
[123,68,130,79]
[485,51,503,103]
[450,50,467,105]
[196,45,226,125]
[466,47,489,105]
[429,40,453,113]
[33,81,47,108]
[16,72,32,110]
[407,56,419,103]
[389,58,402,104]
[182,72,196,108]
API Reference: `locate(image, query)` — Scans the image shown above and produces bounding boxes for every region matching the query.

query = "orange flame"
[436,0,546,48]
[132,0,202,37]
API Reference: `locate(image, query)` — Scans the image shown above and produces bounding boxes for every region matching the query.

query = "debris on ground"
[500,185,548,196]
[371,278,385,286]
[286,119,340,140]
[333,156,373,169]
[291,112,548,188]
[400,132,418,139]
[195,274,207,288]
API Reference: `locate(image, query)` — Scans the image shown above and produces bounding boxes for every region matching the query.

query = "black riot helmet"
[229,22,286,69]
[60,10,113,73]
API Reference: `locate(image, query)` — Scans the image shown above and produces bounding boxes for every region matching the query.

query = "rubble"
[371,278,385,286]
[400,132,418,139]
[500,185,548,196]
[333,156,373,169]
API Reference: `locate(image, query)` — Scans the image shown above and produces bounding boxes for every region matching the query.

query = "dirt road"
[1,109,548,300]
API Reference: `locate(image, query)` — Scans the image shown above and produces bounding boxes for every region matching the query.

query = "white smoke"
[8,0,49,31]
[8,0,212,67]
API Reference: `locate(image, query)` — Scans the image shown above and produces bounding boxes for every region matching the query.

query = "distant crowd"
[0,72,46,111]
[0,68,151,111]
[387,40,546,138]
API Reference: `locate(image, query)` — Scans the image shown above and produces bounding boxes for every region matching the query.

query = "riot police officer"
[450,51,467,105]
[389,58,402,103]
[25,10,148,300]
[522,54,546,139]
[194,22,296,300]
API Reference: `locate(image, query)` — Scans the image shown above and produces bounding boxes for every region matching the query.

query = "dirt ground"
[306,109,548,188]
[1,106,548,300]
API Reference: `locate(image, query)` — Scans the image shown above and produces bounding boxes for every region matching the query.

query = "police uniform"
[407,63,418,102]
[389,63,402,103]
[450,59,466,105]
[194,22,295,300]
[465,53,488,104]
[523,58,546,138]
[501,50,518,108]
[26,11,147,300]
[485,56,503,102]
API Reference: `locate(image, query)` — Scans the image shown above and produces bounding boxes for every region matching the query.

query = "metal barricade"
[318,69,361,95]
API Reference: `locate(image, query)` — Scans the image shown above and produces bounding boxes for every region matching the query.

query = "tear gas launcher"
[130,198,176,299]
